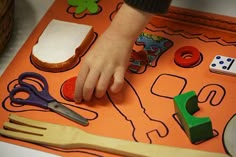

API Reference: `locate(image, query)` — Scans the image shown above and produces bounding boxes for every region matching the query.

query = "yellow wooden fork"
[0,114,229,157]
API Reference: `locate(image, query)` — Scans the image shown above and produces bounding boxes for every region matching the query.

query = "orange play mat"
[0,0,235,156]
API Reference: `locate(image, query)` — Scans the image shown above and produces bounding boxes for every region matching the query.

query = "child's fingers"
[83,69,100,101]
[110,68,125,93]
[95,66,114,98]
[74,65,89,103]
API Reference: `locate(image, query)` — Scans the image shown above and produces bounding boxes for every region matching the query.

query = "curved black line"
[146,24,236,47]
[106,77,169,143]
[106,91,139,142]
[59,102,99,121]
[221,39,236,44]
[151,73,187,99]
[7,78,18,92]
[124,78,169,138]
[109,2,123,21]
[172,113,219,145]
[197,84,226,106]
[168,11,236,26]
[129,64,148,74]
[157,26,203,36]
[202,35,221,40]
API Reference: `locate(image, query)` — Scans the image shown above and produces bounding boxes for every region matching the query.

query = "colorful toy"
[174,46,201,68]
[129,32,173,73]
[173,91,214,143]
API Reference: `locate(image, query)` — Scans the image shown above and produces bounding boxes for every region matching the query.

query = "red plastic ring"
[174,46,201,67]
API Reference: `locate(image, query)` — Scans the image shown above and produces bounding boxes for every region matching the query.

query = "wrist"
[124,0,172,14]
[106,3,152,42]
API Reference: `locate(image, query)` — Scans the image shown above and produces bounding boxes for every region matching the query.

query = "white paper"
[0,141,61,157]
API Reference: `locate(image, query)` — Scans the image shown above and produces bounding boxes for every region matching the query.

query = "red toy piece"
[61,76,77,101]
[174,46,201,67]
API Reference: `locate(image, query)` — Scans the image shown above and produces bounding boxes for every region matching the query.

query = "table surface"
[0,1,55,156]
[0,0,54,76]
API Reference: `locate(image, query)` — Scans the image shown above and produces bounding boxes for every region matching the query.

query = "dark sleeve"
[123,0,172,14]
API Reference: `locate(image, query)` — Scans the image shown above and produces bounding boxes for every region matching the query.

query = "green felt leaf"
[75,3,87,14]
[68,0,80,6]
[87,3,99,14]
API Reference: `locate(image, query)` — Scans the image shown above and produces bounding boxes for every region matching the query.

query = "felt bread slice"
[31,19,94,72]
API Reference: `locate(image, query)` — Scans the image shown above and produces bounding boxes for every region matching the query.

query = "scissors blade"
[48,101,89,126]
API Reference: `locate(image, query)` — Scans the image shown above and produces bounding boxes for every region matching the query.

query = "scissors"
[9,72,88,126]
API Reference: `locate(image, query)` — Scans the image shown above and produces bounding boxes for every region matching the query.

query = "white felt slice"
[32,19,92,64]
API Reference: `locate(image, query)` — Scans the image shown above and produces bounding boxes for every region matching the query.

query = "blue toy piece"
[129,32,173,73]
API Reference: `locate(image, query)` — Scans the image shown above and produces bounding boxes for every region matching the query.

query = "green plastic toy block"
[173,91,214,143]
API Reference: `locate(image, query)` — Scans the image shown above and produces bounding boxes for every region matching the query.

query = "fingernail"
[74,98,82,104]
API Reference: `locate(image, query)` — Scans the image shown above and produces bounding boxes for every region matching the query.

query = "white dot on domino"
[209,55,236,76]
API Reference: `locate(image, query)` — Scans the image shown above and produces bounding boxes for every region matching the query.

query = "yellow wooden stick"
[0,114,229,157]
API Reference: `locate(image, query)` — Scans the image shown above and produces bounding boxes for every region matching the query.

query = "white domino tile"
[209,55,236,76]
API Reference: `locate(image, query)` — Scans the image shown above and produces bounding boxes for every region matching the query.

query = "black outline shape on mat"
[109,2,123,21]
[106,77,169,143]
[222,114,236,156]
[146,24,236,47]
[151,73,187,99]
[172,113,219,145]
[197,84,226,106]
[30,32,98,73]
[2,77,98,121]
[67,0,102,19]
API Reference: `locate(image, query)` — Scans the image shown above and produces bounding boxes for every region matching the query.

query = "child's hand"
[74,31,133,102]
[73,3,152,102]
